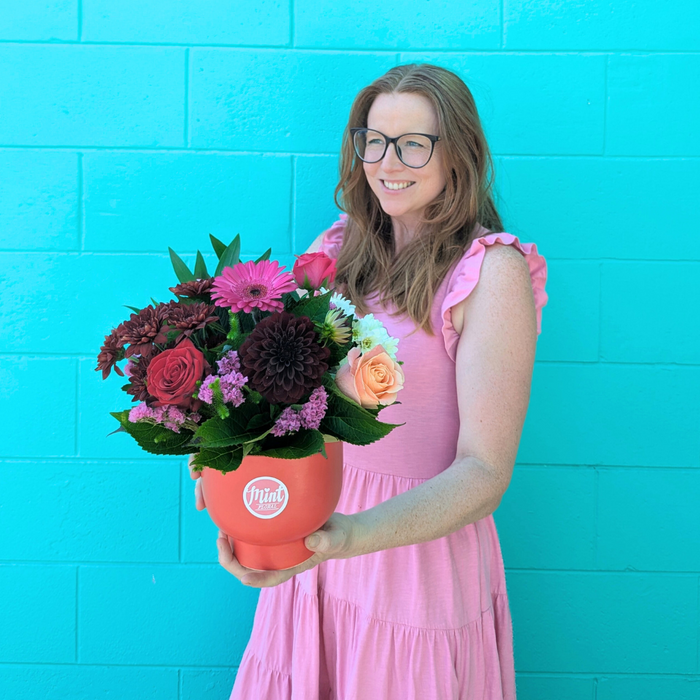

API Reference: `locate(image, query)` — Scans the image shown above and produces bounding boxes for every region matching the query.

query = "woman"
[192,63,548,699]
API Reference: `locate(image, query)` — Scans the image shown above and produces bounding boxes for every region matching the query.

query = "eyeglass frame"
[350,127,441,169]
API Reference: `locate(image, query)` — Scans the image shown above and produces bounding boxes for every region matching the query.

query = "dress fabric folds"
[229,214,549,700]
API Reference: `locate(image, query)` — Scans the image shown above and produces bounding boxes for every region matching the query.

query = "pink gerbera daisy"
[210,260,297,313]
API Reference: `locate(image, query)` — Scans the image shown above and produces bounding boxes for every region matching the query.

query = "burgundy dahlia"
[237,311,330,405]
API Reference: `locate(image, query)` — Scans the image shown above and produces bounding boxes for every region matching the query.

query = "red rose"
[292,252,337,291]
[146,337,206,410]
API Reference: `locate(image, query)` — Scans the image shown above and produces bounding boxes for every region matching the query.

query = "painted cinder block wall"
[1,2,699,699]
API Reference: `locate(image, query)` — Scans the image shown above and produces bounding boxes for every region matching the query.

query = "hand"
[217,512,359,588]
[188,454,206,511]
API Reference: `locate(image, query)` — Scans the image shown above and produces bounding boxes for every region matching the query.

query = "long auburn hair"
[333,63,504,336]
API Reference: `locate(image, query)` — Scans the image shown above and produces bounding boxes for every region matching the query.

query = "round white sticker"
[242,476,289,519]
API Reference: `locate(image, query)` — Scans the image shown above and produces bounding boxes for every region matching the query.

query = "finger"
[195,479,206,511]
[216,532,259,582]
[188,454,201,480]
[242,556,316,588]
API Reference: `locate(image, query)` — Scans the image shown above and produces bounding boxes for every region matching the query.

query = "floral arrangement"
[96,234,405,473]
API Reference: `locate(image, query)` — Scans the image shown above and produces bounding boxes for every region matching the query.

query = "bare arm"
[349,244,537,555]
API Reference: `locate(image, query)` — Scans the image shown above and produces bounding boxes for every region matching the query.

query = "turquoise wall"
[1,2,699,699]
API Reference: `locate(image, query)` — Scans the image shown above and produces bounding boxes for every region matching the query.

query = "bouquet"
[96,233,406,474]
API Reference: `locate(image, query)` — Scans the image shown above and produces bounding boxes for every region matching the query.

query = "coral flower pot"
[200,440,343,571]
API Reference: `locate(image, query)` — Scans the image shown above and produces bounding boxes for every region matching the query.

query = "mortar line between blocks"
[289,0,295,48]
[593,676,598,700]
[290,156,296,253]
[77,0,83,42]
[184,49,190,148]
[597,262,603,360]
[500,0,504,49]
[594,467,599,569]
[1,41,700,55]
[696,575,699,672]
[178,461,183,563]
[74,359,80,456]
[603,55,609,155]
[1,145,699,159]
[178,667,182,700]
[75,567,79,662]
[77,152,84,250]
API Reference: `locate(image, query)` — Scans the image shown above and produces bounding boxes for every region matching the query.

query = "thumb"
[305,532,328,552]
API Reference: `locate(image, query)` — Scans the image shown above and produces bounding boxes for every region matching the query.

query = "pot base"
[233,536,316,572]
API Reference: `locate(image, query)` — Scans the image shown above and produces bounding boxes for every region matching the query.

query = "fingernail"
[307,535,320,548]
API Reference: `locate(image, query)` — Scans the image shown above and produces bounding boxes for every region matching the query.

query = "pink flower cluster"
[271,386,328,437]
[129,402,202,434]
[197,351,248,407]
[216,349,241,375]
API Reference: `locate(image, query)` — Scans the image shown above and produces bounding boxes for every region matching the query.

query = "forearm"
[349,456,504,557]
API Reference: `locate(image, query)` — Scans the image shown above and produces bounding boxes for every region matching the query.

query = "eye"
[405,140,425,148]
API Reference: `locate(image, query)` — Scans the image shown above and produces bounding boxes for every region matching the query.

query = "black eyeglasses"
[350,128,441,169]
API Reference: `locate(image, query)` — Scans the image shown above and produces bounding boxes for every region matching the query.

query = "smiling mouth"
[381,180,415,190]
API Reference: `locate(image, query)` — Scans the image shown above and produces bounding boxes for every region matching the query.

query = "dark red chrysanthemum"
[95,328,125,380]
[237,311,330,404]
[159,300,219,339]
[169,278,215,299]
[124,354,151,403]
[117,304,171,359]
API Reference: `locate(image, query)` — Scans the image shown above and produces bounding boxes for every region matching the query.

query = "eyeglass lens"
[353,129,433,168]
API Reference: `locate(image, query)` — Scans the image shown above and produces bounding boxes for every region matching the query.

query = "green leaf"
[123,305,141,314]
[262,429,325,459]
[319,392,404,446]
[193,402,262,448]
[214,235,241,276]
[110,411,197,455]
[247,413,273,431]
[193,251,209,279]
[289,288,333,325]
[192,445,243,473]
[209,234,227,259]
[255,248,272,263]
[168,248,196,283]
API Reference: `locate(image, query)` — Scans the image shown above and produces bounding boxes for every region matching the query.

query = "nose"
[381,141,404,171]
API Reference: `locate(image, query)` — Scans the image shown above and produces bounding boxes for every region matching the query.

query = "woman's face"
[362,92,446,229]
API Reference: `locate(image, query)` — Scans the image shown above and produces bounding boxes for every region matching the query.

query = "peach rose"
[335,345,404,409]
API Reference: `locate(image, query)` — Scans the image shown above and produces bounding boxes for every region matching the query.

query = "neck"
[391,212,422,254]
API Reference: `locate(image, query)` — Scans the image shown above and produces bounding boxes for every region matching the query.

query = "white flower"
[330,292,356,317]
[352,313,399,360]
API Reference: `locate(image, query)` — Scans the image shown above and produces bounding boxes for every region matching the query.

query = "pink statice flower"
[299,386,328,430]
[196,374,217,404]
[216,349,241,375]
[129,402,155,422]
[270,386,329,437]
[128,402,200,434]
[219,371,248,407]
[196,370,247,407]
[271,406,303,437]
[211,259,297,314]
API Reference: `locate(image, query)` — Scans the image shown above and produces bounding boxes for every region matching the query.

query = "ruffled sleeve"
[319,213,348,259]
[441,232,549,362]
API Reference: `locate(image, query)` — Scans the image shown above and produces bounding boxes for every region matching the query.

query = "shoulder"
[317,213,348,259]
[479,242,534,294]
[450,241,534,337]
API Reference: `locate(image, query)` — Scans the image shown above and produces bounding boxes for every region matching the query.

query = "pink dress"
[230,214,549,700]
